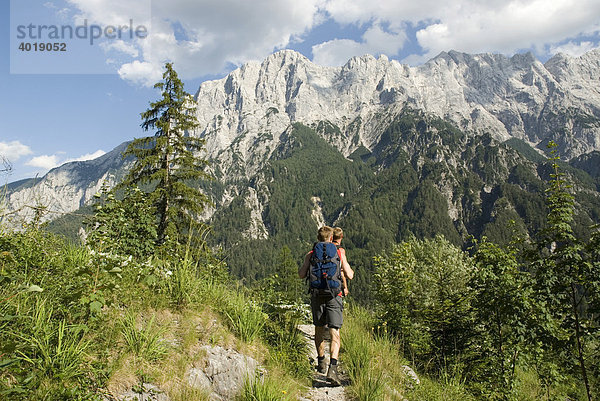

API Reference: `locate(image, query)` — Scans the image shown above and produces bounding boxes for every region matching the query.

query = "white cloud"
[101,40,139,58]
[312,39,366,66]
[118,60,163,87]
[550,41,599,57]
[323,0,441,27]
[45,1,72,21]
[63,0,600,83]
[325,0,600,62]
[312,24,407,66]
[0,141,33,161]
[26,155,61,170]
[24,149,106,173]
[67,0,151,27]
[66,0,323,85]
[67,150,106,162]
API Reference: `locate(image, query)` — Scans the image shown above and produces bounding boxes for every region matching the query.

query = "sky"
[1,0,599,183]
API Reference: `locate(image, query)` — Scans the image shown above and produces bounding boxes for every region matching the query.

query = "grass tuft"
[120,312,168,361]
[238,373,290,401]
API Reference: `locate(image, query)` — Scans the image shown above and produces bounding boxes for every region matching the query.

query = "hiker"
[332,226,350,296]
[298,226,354,386]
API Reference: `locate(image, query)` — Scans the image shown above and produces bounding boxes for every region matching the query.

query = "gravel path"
[297,324,349,401]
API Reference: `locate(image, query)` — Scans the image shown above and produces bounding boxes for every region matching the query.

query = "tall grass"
[351,371,385,401]
[343,303,478,401]
[343,304,386,400]
[238,374,289,401]
[120,312,168,361]
[263,315,311,381]
[163,258,199,308]
[224,294,266,343]
[1,225,310,399]
[16,299,90,382]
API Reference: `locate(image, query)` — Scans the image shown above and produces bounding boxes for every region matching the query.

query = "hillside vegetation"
[208,112,600,302]
[3,62,599,400]
[1,143,599,400]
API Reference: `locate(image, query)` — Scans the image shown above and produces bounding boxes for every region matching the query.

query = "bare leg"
[329,328,340,360]
[314,325,326,358]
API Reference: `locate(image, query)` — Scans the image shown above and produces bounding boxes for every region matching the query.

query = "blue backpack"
[308,242,342,296]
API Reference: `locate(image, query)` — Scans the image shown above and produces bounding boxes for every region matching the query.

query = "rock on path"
[297,324,348,401]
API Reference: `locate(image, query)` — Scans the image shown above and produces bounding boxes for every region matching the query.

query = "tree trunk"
[157,127,172,245]
[570,282,592,401]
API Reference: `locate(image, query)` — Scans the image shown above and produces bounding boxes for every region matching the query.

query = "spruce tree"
[529,141,598,400]
[121,63,211,246]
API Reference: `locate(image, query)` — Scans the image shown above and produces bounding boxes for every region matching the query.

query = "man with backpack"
[298,226,354,386]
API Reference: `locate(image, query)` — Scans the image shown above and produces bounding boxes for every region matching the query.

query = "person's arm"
[298,252,311,279]
[339,248,354,280]
[341,269,349,296]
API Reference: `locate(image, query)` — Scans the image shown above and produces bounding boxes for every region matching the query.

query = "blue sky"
[2,0,599,182]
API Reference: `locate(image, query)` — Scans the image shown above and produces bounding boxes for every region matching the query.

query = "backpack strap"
[335,245,347,296]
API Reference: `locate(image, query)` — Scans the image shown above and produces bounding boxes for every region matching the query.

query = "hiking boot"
[326,364,341,386]
[317,358,327,374]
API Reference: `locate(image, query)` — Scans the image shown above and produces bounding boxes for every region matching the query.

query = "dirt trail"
[297,324,349,401]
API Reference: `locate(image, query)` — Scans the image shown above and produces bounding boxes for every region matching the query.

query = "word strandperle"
[15,19,148,45]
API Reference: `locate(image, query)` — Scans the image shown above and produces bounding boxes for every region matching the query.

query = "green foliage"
[238,374,289,401]
[120,62,212,246]
[262,315,311,380]
[224,292,267,342]
[16,302,90,382]
[258,246,305,306]
[1,296,92,398]
[525,142,599,401]
[72,248,126,316]
[120,312,168,361]
[45,205,93,243]
[407,375,476,401]
[373,235,474,371]
[403,181,462,244]
[504,138,547,164]
[469,238,531,399]
[87,185,157,260]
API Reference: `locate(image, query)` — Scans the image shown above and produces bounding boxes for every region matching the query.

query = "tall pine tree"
[120,63,211,246]
[529,142,598,400]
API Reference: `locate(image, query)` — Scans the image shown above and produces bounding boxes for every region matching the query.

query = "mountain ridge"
[3,49,600,231]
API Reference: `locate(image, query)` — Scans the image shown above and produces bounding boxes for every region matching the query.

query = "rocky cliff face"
[196,48,600,173]
[4,49,600,226]
[3,142,129,226]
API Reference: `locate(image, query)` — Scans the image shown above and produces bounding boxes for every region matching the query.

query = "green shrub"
[373,235,474,371]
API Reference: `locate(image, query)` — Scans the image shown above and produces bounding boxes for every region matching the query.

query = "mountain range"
[4,49,600,295]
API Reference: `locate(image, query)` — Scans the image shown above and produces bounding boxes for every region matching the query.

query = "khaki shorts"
[311,294,344,329]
